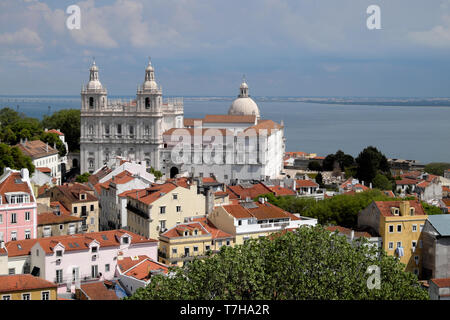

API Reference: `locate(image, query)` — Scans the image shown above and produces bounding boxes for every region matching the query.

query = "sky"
[1,0,450,96]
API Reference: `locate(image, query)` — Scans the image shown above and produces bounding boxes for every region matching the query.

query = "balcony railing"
[126,204,149,219]
[53,274,100,285]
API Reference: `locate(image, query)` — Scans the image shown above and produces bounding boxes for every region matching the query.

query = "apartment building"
[0,274,57,300]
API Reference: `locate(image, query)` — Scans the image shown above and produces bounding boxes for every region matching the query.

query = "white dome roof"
[240,81,248,89]
[143,80,158,90]
[86,79,103,90]
[228,97,260,118]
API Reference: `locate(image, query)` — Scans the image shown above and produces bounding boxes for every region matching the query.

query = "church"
[80,60,285,183]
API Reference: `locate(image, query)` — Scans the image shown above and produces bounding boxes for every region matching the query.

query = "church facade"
[80,60,183,174]
[80,60,285,183]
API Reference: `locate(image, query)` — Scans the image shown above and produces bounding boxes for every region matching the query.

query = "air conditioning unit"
[92,254,98,260]
[56,259,61,264]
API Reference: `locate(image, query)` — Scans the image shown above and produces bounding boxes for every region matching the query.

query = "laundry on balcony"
[395,247,404,257]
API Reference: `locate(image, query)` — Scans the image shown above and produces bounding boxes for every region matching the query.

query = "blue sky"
[1,0,450,96]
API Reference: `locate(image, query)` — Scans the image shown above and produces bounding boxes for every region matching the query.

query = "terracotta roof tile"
[79,281,119,300]
[118,256,169,281]
[431,278,450,288]
[296,179,319,188]
[226,182,273,200]
[267,185,296,196]
[326,226,372,238]
[16,140,58,159]
[374,200,426,217]
[0,171,33,203]
[37,211,83,226]
[0,274,57,293]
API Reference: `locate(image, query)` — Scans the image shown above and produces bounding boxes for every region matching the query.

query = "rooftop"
[16,140,58,159]
[0,274,57,293]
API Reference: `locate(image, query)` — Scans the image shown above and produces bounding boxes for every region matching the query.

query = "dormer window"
[184,231,189,237]
[410,207,415,216]
[92,246,98,253]
[194,229,198,236]
[122,237,129,244]
[56,250,63,257]
[80,193,86,200]
[391,207,399,216]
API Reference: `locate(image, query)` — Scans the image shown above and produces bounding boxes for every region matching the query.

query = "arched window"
[88,125,94,135]
[145,97,150,109]
[89,97,94,108]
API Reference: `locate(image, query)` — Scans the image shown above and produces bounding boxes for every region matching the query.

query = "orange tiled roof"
[374,200,426,217]
[222,201,300,221]
[16,140,58,159]
[0,274,57,293]
[395,178,419,185]
[296,179,319,188]
[118,255,169,281]
[79,281,119,300]
[382,190,395,198]
[243,119,283,135]
[162,218,232,240]
[37,211,83,226]
[36,167,51,174]
[267,185,296,196]
[6,230,156,257]
[47,129,63,136]
[88,166,113,185]
[50,201,70,215]
[227,182,273,200]
[0,171,33,203]
[125,183,177,205]
[55,183,98,203]
[203,114,256,123]
[430,278,450,288]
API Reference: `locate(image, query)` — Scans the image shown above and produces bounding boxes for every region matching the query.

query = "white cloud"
[409,15,450,48]
[0,28,43,47]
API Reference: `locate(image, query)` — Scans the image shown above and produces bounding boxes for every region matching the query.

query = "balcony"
[126,204,149,219]
[53,274,100,285]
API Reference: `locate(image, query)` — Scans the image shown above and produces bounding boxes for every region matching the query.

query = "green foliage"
[75,172,91,183]
[42,109,80,152]
[0,143,35,174]
[424,163,450,177]
[259,189,401,228]
[0,108,43,145]
[355,146,390,185]
[149,167,163,180]
[39,132,67,157]
[315,172,324,187]
[372,173,392,190]
[421,202,443,215]
[323,150,355,171]
[308,161,322,171]
[127,225,428,300]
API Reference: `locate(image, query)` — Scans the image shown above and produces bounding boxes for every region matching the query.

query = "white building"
[17,140,61,185]
[80,59,183,174]
[161,81,285,183]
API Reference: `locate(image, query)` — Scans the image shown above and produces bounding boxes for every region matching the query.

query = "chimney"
[46,143,49,153]
[45,128,48,132]
[259,197,264,204]
[399,201,410,216]
[0,241,5,249]
[350,230,354,241]
[369,183,372,189]
[20,168,29,181]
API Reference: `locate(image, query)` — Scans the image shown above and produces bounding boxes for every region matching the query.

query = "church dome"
[143,80,158,90]
[228,79,260,119]
[86,80,103,90]
[142,58,158,90]
[86,60,103,90]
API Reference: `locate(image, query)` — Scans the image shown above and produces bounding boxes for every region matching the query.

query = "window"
[145,97,150,109]
[59,224,64,230]
[56,250,63,257]
[226,240,231,246]
[91,265,98,278]
[176,206,181,212]
[414,255,419,264]
[388,225,394,233]
[410,208,415,216]
[0,214,2,224]
[41,291,50,300]
[205,245,210,251]
[74,207,78,214]
[117,124,122,135]
[238,220,242,226]
[89,97,94,108]
[194,229,198,235]
[412,224,417,232]
[11,213,17,224]
[11,231,17,241]
[412,241,417,249]
[160,220,166,230]
[8,268,15,275]
[25,211,30,221]
[397,241,402,248]
[90,218,94,225]
[419,240,423,248]
[56,269,63,283]
[105,264,110,272]
[122,237,129,244]
[90,205,94,211]
[173,194,178,200]
[413,268,419,276]
[193,246,198,252]
[397,225,402,233]
[172,248,177,255]
[224,174,228,180]
[159,206,166,214]
[92,246,98,253]
[2,295,11,300]
[25,230,31,239]
[218,240,223,247]
[129,125,134,135]
[388,242,394,250]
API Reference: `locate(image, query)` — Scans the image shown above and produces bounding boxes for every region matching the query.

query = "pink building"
[28,229,158,294]
[0,168,37,243]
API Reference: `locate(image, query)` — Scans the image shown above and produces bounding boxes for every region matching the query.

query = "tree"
[372,174,392,190]
[41,109,80,152]
[149,167,163,180]
[127,225,428,300]
[355,146,390,185]
[323,150,355,171]
[75,172,91,183]
[424,163,450,176]
[0,143,35,174]
[315,172,324,187]
[421,202,442,215]
[308,161,322,171]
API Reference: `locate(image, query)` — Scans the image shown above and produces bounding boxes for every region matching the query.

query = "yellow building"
[208,198,317,245]
[0,274,57,300]
[358,200,428,277]
[158,217,234,267]
[40,183,99,233]
[123,178,206,240]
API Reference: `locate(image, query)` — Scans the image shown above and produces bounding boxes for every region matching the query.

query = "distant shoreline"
[1,95,450,107]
